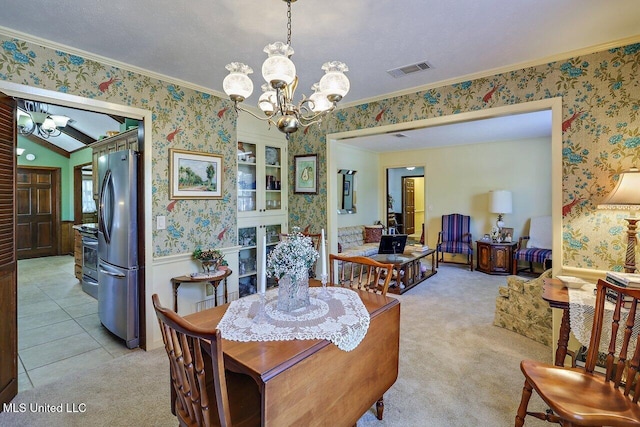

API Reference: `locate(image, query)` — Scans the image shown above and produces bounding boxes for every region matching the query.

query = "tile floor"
[17,255,137,392]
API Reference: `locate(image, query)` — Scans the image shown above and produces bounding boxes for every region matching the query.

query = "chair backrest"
[152,294,231,427]
[329,254,393,296]
[585,279,640,398]
[441,214,471,243]
[526,215,552,249]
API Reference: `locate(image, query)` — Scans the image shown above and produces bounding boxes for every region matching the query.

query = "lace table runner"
[217,287,370,352]
[569,283,640,356]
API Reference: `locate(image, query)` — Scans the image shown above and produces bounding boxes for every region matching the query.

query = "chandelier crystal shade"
[223,0,349,138]
[17,101,70,139]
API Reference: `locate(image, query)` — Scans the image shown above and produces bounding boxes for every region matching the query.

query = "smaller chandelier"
[223,0,349,138]
[17,101,70,139]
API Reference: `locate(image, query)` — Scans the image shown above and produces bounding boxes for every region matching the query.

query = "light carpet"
[1,265,552,426]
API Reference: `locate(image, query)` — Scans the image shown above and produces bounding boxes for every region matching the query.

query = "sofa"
[337,225,383,257]
[493,269,553,346]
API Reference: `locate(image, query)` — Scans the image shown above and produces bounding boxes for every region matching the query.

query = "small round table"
[171,268,232,313]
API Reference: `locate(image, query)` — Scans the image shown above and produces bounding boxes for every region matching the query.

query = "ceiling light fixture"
[17,101,70,139]
[223,0,350,139]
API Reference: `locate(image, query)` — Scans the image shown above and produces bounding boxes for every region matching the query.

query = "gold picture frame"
[169,149,223,199]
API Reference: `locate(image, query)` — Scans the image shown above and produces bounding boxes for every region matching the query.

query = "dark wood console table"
[170,268,232,313]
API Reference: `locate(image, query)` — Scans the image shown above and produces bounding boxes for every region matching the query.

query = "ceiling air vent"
[387,61,431,78]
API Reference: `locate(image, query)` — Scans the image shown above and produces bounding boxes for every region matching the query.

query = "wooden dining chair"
[329,254,394,297]
[515,279,640,426]
[152,294,260,427]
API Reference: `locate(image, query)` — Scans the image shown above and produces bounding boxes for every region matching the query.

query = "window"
[82,176,96,213]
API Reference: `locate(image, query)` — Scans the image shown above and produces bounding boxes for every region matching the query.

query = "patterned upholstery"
[436,213,473,271]
[512,216,553,275]
[514,242,552,264]
[337,226,380,257]
[512,236,552,275]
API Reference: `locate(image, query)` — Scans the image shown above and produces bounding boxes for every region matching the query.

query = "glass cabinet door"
[264,145,282,212]
[238,142,257,214]
[264,223,282,289]
[238,226,257,297]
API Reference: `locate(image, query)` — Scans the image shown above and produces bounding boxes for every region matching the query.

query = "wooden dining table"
[183,280,401,426]
[541,278,570,366]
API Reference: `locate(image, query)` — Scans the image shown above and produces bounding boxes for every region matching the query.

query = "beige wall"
[334,143,382,228]
[378,136,552,249]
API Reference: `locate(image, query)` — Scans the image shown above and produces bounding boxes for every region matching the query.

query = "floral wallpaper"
[0,36,237,257]
[2,33,638,271]
[288,42,640,272]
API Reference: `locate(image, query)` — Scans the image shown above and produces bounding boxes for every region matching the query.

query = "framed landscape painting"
[169,149,223,199]
[294,154,318,194]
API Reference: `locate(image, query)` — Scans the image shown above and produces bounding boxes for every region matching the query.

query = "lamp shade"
[223,62,254,101]
[489,190,513,214]
[319,61,350,102]
[262,42,296,88]
[598,167,640,210]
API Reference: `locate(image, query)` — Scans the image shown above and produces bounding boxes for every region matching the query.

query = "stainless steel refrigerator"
[98,149,139,349]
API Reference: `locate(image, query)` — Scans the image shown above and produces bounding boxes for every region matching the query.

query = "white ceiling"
[341,110,552,152]
[1,1,638,150]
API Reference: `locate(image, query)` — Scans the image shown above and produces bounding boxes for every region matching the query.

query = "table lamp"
[489,190,513,230]
[598,167,640,273]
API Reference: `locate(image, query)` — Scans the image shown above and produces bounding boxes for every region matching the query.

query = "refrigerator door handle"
[99,169,113,244]
[99,268,126,278]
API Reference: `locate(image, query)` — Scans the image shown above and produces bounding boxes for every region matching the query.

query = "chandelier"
[223,0,350,138]
[17,101,70,139]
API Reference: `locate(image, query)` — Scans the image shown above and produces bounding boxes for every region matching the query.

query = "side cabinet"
[476,240,517,275]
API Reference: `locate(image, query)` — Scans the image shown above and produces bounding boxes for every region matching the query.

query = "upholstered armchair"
[512,215,552,275]
[436,213,473,271]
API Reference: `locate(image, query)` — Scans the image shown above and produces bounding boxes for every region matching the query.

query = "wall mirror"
[338,169,357,214]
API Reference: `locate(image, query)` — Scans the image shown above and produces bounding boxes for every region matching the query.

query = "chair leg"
[515,378,533,427]
[376,395,384,420]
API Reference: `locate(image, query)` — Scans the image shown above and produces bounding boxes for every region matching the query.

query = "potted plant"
[192,248,225,273]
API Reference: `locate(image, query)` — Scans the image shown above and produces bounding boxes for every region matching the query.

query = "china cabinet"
[237,134,288,297]
[237,220,285,297]
[237,138,287,217]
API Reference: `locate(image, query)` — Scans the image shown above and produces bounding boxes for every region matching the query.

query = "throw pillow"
[364,225,383,243]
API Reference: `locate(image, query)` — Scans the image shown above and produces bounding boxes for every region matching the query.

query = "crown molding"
[0,25,228,100]
[339,34,640,109]
[2,25,638,112]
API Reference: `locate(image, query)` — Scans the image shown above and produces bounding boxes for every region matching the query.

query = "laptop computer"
[378,234,408,254]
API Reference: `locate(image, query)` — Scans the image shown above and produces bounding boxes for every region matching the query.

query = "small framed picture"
[294,154,318,194]
[169,149,223,199]
[500,227,514,243]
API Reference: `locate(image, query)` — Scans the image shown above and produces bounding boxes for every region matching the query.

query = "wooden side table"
[171,269,232,313]
[542,278,570,366]
[476,240,517,275]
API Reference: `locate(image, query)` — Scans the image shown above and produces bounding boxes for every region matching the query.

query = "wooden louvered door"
[0,95,18,409]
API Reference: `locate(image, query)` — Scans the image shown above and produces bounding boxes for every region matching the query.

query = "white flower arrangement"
[266,229,319,282]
